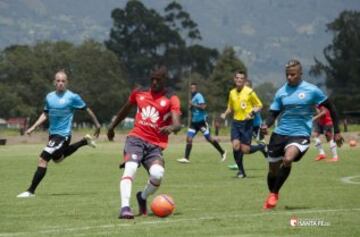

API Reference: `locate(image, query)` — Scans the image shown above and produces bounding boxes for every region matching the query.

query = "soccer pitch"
[0,140,359,237]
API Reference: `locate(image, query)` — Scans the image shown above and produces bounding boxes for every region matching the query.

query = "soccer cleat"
[315,154,326,161]
[228,164,238,170]
[16,191,35,198]
[220,151,227,162]
[263,192,279,210]
[119,206,134,219]
[237,172,247,179]
[177,158,190,163]
[327,157,338,162]
[136,191,147,216]
[84,134,96,148]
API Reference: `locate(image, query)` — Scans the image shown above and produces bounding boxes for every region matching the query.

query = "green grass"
[0,140,359,237]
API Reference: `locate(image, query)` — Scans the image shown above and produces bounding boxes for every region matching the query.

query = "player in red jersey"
[107,66,182,219]
[313,105,339,162]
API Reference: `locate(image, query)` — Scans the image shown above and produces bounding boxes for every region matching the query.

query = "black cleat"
[119,206,134,219]
[136,191,147,216]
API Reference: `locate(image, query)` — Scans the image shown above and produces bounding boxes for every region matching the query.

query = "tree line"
[0,1,359,125]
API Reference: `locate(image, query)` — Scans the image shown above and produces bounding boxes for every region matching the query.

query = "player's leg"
[245,122,267,157]
[202,122,226,161]
[325,126,338,161]
[177,125,197,163]
[231,121,246,177]
[313,124,326,160]
[119,137,142,219]
[137,147,165,216]
[60,134,95,160]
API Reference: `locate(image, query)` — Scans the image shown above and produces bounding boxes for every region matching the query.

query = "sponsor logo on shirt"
[141,106,159,123]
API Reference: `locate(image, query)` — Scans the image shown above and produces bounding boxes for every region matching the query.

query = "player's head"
[190,82,198,94]
[285,59,302,86]
[233,70,247,89]
[150,66,168,92]
[54,70,68,92]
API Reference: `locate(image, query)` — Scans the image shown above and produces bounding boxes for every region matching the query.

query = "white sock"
[314,138,325,155]
[141,164,164,200]
[120,162,138,208]
[329,139,338,158]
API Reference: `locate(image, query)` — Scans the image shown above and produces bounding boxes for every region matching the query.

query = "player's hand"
[334,133,344,147]
[93,126,100,138]
[25,127,35,135]
[107,128,115,141]
[220,113,226,120]
[159,125,173,135]
[260,124,268,135]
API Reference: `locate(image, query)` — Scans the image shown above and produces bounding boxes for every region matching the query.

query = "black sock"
[267,172,276,192]
[62,139,87,158]
[249,144,263,154]
[209,140,224,155]
[28,167,47,193]
[272,165,291,193]
[233,150,245,175]
[184,143,192,160]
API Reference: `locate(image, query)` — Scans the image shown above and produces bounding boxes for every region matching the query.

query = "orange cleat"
[315,154,326,161]
[263,192,279,210]
[327,157,338,162]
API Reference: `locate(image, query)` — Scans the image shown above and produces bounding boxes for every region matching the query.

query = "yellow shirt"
[227,86,263,121]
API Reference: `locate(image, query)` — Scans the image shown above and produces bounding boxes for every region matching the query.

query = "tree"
[310,10,360,114]
[208,47,247,113]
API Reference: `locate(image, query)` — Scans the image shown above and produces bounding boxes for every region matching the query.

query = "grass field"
[0,139,359,237]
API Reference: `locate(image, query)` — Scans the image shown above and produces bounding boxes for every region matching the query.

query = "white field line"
[0,207,359,237]
[341,175,360,184]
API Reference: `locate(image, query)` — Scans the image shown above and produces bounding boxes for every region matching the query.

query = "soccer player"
[107,66,182,219]
[17,70,101,198]
[177,82,226,163]
[313,105,339,162]
[221,71,267,178]
[261,59,344,210]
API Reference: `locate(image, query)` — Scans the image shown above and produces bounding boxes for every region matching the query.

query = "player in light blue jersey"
[177,83,226,163]
[17,70,101,198]
[260,59,344,210]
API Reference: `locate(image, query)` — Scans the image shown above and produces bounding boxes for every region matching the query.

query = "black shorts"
[40,135,71,162]
[187,120,210,138]
[267,133,310,163]
[231,119,253,145]
[313,123,333,137]
[123,136,164,170]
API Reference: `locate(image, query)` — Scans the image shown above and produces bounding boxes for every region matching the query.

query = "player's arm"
[107,101,135,141]
[221,107,232,119]
[190,102,206,110]
[159,111,182,135]
[312,107,326,121]
[86,107,101,138]
[319,99,344,146]
[25,112,48,135]
[247,91,263,118]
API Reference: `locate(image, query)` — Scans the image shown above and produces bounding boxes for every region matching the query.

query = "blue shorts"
[231,119,253,145]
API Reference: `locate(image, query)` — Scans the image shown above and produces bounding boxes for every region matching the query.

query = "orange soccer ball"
[151,194,175,217]
[349,139,357,147]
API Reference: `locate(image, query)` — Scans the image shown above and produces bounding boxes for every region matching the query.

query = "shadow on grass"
[284,205,311,210]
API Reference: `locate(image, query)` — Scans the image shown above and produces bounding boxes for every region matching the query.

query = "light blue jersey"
[191,92,207,122]
[44,90,87,137]
[253,112,262,127]
[270,81,327,136]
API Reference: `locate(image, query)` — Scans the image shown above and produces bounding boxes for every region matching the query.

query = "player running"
[107,66,182,219]
[313,105,339,162]
[261,59,343,210]
[177,82,226,163]
[17,70,100,198]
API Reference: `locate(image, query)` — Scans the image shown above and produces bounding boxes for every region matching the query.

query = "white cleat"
[16,191,35,198]
[84,134,96,148]
[177,158,190,163]
[220,151,227,162]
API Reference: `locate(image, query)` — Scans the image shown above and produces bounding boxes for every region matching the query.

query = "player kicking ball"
[107,66,182,219]
[17,70,100,198]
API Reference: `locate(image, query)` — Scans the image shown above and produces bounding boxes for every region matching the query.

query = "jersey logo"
[240,101,247,109]
[59,98,66,104]
[140,96,145,101]
[298,92,306,100]
[160,100,167,107]
[141,106,159,123]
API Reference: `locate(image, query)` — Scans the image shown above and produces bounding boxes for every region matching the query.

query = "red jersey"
[317,105,333,126]
[128,87,181,149]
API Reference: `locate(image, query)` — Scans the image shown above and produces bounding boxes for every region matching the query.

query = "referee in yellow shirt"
[221,70,267,178]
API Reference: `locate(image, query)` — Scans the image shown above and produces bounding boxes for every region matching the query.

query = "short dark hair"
[191,82,198,86]
[235,70,247,78]
[150,66,168,80]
